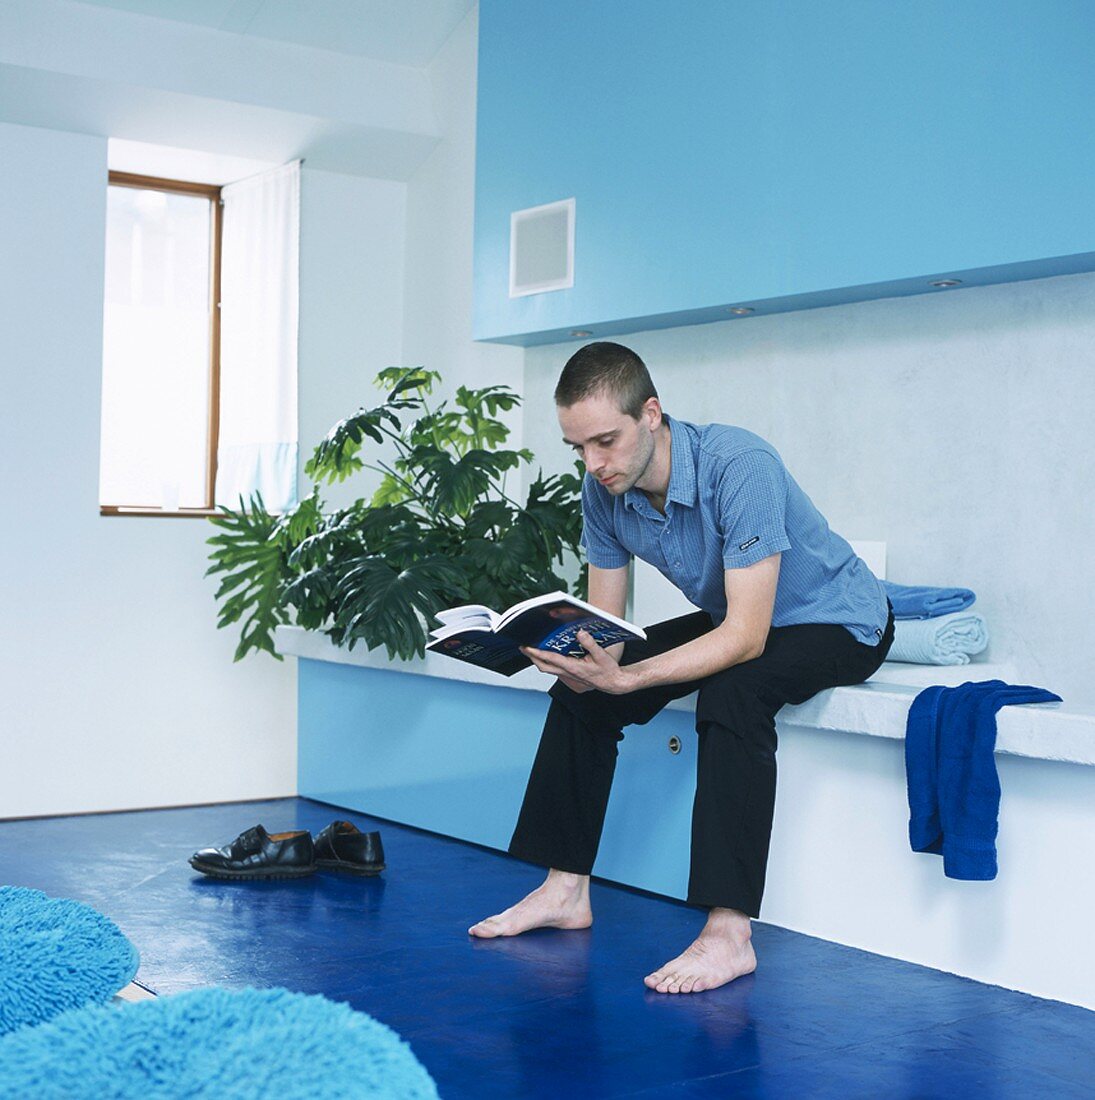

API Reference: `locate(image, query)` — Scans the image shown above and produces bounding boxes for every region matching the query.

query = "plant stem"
[370,460,422,500]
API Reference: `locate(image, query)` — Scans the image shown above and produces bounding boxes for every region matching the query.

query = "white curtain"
[215,159,300,512]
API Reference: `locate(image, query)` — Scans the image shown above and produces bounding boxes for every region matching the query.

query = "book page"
[429,622,492,641]
[497,592,640,635]
[434,604,501,630]
[495,590,569,624]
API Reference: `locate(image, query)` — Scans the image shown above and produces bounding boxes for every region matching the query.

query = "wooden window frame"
[100,171,225,519]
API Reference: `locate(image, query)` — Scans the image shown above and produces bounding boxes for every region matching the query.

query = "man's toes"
[680,975,697,994]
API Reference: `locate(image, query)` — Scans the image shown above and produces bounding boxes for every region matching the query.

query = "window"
[100,171,223,516]
[100,158,300,518]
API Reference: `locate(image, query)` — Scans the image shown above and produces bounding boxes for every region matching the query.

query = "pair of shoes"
[189,822,384,881]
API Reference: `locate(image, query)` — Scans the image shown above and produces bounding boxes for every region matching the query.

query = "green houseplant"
[206,367,586,662]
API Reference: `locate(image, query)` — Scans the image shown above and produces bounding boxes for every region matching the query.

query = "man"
[469,342,893,994]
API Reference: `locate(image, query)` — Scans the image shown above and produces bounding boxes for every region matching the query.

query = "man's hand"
[522,632,635,695]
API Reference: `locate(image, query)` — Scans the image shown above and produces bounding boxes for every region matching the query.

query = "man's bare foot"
[644,907,757,994]
[469,869,593,938]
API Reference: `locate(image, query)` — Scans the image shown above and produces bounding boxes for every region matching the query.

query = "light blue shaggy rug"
[0,986,439,1099]
[0,885,139,1035]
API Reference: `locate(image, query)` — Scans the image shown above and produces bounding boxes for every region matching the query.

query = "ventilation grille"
[509,198,575,298]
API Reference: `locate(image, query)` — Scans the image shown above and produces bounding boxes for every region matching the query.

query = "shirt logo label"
[739,536,760,551]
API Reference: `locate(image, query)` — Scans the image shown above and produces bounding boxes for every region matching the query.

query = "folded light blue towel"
[905,680,1061,880]
[882,581,976,620]
[888,611,988,665]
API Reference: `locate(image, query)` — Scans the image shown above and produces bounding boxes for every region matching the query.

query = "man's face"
[557,393,658,496]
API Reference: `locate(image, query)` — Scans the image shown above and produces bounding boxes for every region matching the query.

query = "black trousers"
[509,605,895,918]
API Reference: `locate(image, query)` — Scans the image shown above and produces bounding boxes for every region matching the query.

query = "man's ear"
[641,396,663,430]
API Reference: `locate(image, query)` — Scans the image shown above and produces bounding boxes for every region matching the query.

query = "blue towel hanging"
[905,680,1061,880]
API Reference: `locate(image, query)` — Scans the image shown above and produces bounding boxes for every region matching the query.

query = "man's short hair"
[554,342,658,419]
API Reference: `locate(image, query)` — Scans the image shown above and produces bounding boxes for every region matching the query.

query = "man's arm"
[523,554,781,694]
[588,561,630,622]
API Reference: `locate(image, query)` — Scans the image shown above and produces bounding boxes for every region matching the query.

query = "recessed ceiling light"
[930,279,962,288]
[728,306,754,315]
[570,330,593,337]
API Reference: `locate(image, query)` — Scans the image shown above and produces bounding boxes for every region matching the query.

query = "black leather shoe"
[314,821,385,876]
[189,825,316,880]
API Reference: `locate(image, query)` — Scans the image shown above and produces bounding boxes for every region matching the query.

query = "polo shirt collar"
[665,414,698,507]
[624,412,697,512]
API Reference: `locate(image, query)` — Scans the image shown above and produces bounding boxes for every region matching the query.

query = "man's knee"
[547,683,626,741]
[694,670,777,755]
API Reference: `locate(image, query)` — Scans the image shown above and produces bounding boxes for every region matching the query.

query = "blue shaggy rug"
[0,986,439,1099]
[0,886,139,1035]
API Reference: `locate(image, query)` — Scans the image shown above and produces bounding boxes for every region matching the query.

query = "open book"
[425,591,646,677]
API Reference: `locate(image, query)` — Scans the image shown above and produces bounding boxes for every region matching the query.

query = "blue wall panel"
[474,0,1095,344]
[298,659,699,900]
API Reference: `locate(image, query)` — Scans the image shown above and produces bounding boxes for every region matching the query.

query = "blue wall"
[474,0,1095,345]
[298,660,699,900]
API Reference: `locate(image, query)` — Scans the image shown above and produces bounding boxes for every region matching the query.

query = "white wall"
[402,7,524,444]
[0,124,414,817]
[0,0,439,178]
[767,721,1094,1009]
[0,4,468,818]
[524,273,1095,709]
[294,8,523,522]
[0,120,296,817]
[0,0,433,820]
[299,167,407,510]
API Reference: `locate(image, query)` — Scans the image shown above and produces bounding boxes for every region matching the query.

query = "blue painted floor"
[1,797,1091,1098]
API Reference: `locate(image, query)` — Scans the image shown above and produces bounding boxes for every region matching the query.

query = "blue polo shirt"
[580,414,888,645]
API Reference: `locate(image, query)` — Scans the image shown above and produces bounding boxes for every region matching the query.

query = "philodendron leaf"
[284,488,323,544]
[462,499,514,539]
[353,502,427,549]
[376,366,441,399]
[525,469,585,553]
[287,509,363,570]
[461,411,509,451]
[422,448,524,517]
[454,384,521,417]
[408,410,464,453]
[305,404,406,484]
[205,493,292,661]
[460,537,511,579]
[282,566,336,631]
[370,472,413,507]
[452,385,524,451]
[329,555,466,660]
